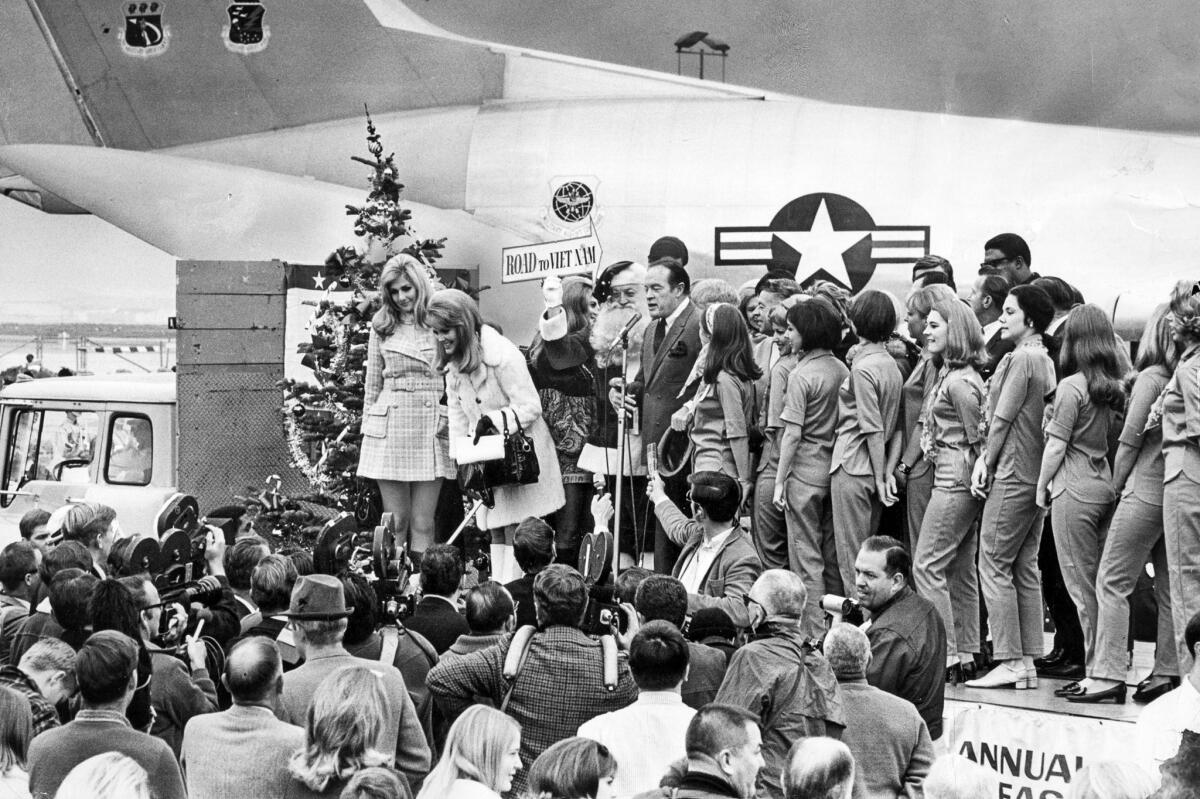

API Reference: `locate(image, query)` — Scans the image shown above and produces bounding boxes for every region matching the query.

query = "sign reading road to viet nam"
[501,221,603,284]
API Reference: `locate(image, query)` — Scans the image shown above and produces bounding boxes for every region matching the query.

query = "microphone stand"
[611,326,634,582]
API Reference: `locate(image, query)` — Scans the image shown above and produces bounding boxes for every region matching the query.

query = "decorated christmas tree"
[245,111,447,543]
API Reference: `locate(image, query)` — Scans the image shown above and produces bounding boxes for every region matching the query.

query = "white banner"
[500,222,603,284]
[942,700,1146,798]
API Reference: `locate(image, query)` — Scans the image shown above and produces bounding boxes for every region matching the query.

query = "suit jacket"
[636,301,703,451]
[180,704,305,799]
[656,499,762,628]
[406,595,470,655]
[505,573,537,630]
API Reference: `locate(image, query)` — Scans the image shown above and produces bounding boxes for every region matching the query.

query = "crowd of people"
[0,231,1197,798]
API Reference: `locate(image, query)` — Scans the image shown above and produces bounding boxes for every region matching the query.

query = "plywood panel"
[173,294,284,331]
[177,260,284,295]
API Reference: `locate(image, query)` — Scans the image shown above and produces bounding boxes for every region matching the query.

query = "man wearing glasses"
[979,233,1038,286]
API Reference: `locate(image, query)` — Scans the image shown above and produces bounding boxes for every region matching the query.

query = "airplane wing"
[4,0,763,157]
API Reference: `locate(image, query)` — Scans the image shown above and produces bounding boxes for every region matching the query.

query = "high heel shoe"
[1066,682,1126,704]
[1019,668,1037,690]
[964,662,1024,689]
[1133,675,1181,704]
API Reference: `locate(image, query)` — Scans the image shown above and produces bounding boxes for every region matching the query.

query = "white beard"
[591,303,649,371]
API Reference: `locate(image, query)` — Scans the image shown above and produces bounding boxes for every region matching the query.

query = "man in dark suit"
[969,273,1014,380]
[633,575,729,710]
[506,518,555,630]
[630,256,702,573]
[648,471,763,629]
[406,544,470,655]
[181,637,305,799]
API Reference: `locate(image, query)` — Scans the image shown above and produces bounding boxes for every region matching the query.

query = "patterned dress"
[357,323,454,482]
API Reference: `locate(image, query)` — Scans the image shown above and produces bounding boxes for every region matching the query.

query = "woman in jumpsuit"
[1088,304,1179,704]
[1036,305,1125,704]
[1161,279,1200,676]
[966,283,1057,689]
[912,295,987,682]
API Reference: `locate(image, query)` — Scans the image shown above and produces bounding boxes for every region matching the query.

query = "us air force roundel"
[224,2,270,54]
[118,1,170,57]
[714,193,930,293]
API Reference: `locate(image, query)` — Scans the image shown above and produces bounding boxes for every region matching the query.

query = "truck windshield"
[1,408,99,505]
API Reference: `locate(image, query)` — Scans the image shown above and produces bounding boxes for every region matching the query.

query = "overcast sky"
[4,0,1200,325]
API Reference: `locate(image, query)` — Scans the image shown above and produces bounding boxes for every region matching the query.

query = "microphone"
[615,312,642,345]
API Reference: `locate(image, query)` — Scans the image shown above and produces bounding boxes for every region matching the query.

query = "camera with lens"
[819,594,865,626]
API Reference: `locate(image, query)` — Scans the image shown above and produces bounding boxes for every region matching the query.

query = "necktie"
[654,318,667,351]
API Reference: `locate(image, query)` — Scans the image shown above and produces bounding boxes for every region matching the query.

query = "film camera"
[311,510,491,621]
[819,594,866,626]
[576,523,630,636]
[104,493,238,656]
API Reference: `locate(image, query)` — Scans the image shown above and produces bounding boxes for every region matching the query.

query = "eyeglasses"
[610,286,642,300]
[979,256,1011,272]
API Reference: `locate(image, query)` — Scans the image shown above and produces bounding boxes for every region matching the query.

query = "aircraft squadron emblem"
[714,193,929,293]
[118,1,170,57]
[224,2,270,54]
[552,181,595,224]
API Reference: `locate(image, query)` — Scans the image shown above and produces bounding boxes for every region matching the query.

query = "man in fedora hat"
[279,574,431,785]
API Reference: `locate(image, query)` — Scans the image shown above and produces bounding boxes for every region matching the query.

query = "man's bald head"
[224,636,281,704]
[749,570,807,618]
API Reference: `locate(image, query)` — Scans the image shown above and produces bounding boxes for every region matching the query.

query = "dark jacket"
[714,623,844,799]
[864,585,947,739]
[505,573,538,629]
[406,595,470,655]
[633,764,742,799]
[682,642,727,710]
[981,327,1015,380]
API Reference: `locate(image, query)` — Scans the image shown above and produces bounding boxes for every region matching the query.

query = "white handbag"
[454,409,507,464]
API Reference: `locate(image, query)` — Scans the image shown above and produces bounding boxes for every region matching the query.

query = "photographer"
[427,564,637,796]
[644,470,762,628]
[119,575,218,757]
[339,572,438,750]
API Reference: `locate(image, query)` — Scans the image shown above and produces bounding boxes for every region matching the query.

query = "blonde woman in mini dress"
[358,255,454,559]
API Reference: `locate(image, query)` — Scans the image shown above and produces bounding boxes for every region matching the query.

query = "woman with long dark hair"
[358,254,453,559]
[912,296,987,683]
[1036,305,1125,704]
[686,304,761,500]
[1159,279,1200,677]
[967,284,1057,689]
[1090,305,1179,704]
[830,290,903,595]
[429,289,564,582]
[531,275,599,566]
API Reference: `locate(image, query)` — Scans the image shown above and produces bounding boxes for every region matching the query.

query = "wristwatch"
[896,462,912,476]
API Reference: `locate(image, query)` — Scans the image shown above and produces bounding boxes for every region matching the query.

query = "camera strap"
[379,625,401,666]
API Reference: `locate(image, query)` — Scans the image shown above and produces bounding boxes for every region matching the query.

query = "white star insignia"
[772,197,870,288]
[313,272,326,289]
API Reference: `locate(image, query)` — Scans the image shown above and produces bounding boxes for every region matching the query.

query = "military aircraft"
[2,0,1196,341]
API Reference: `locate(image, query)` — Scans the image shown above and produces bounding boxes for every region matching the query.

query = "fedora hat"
[656,427,694,479]
[282,574,354,620]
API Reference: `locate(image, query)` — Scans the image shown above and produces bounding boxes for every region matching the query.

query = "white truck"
[0,373,178,546]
